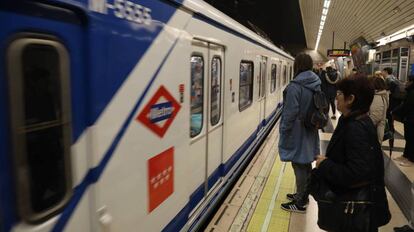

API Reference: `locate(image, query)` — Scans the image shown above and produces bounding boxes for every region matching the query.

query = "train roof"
[176,0,294,60]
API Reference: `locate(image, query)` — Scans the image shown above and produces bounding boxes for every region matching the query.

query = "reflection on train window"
[211,57,221,126]
[283,65,287,85]
[239,61,253,111]
[190,55,204,137]
[7,38,72,222]
[270,64,277,93]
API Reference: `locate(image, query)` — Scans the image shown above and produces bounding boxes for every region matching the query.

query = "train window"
[270,64,277,93]
[191,55,204,137]
[7,37,72,223]
[239,61,254,111]
[290,66,293,80]
[283,65,287,85]
[260,60,266,98]
[211,57,221,126]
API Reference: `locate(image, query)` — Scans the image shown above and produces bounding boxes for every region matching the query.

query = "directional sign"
[137,85,181,138]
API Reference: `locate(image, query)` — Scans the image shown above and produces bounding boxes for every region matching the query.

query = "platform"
[206,111,409,232]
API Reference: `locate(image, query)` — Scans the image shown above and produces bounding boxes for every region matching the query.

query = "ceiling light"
[315,0,331,51]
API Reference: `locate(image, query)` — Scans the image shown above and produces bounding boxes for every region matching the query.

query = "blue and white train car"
[0,0,294,231]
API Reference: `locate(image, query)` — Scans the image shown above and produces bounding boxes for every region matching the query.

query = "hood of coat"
[375,90,388,97]
[293,70,321,91]
[375,89,389,107]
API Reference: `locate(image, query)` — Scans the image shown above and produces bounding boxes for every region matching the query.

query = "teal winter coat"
[278,70,321,164]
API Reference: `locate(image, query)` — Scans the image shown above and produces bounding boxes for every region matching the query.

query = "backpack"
[387,77,406,100]
[293,82,330,129]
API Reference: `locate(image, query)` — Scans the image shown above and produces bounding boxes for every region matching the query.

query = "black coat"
[318,114,391,227]
[399,83,414,122]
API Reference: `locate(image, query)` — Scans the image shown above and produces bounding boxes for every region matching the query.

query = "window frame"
[238,60,254,111]
[270,63,277,93]
[190,54,205,138]
[210,56,222,126]
[7,36,73,223]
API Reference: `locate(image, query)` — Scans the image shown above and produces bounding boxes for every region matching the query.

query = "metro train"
[0,0,295,231]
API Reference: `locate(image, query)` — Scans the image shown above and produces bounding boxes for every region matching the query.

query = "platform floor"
[206,111,409,232]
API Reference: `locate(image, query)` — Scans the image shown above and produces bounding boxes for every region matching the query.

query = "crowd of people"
[278,52,414,232]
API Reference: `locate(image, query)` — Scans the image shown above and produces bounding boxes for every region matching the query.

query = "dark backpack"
[387,77,406,100]
[293,82,329,129]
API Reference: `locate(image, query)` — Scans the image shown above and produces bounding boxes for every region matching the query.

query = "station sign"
[137,85,181,138]
[327,49,351,57]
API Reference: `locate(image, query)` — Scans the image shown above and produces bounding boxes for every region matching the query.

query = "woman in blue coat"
[279,53,321,212]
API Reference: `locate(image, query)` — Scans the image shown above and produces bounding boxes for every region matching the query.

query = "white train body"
[0,0,294,231]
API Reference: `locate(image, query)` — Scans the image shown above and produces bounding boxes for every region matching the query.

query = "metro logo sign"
[148,147,174,213]
[137,85,181,137]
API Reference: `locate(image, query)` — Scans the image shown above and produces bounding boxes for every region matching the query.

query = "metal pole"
[344,42,346,50]
[332,31,335,50]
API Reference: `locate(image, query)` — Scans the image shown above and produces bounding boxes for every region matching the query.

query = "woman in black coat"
[315,75,391,232]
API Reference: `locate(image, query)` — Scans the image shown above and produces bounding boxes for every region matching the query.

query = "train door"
[0,5,90,231]
[189,40,209,212]
[189,39,224,212]
[258,56,268,124]
[206,43,224,194]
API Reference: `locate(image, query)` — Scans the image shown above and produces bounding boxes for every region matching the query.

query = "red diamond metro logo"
[136,85,181,138]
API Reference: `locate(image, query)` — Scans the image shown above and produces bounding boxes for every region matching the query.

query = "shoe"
[400,160,414,167]
[393,156,407,161]
[331,115,337,119]
[281,201,306,213]
[286,193,297,201]
[394,225,414,232]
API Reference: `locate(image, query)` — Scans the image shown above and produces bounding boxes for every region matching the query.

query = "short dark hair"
[294,53,313,76]
[370,76,387,91]
[383,67,393,75]
[408,75,414,82]
[336,75,374,114]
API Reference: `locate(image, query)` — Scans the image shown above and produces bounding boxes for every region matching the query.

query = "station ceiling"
[301,0,414,55]
[205,0,307,52]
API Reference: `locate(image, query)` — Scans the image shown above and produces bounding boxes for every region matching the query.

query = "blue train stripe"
[51,27,185,232]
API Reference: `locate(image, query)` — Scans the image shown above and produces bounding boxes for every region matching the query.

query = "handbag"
[310,169,373,232]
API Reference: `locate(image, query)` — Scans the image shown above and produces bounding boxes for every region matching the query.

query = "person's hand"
[315,155,327,168]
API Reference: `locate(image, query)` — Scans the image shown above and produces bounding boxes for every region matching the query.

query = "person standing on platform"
[382,67,400,136]
[369,76,389,143]
[325,66,340,119]
[315,75,391,232]
[392,74,414,167]
[279,53,321,213]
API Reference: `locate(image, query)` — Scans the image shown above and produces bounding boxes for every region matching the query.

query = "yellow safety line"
[247,159,295,232]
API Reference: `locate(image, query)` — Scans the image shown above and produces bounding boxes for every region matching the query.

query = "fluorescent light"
[324,0,331,8]
[315,0,331,50]
[376,23,414,46]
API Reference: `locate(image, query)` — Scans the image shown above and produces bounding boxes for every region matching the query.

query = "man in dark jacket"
[325,66,340,119]
[393,75,414,166]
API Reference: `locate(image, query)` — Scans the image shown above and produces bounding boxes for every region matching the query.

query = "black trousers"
[329,97,336,115]
[404,120,414,161]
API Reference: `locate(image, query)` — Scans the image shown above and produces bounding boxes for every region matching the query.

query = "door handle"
[98,206,113,232]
